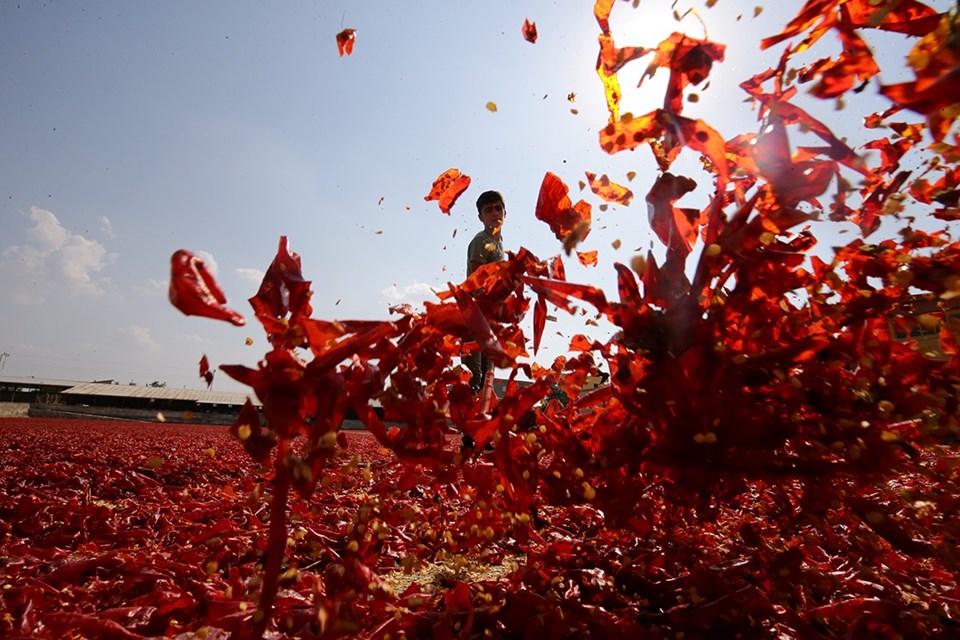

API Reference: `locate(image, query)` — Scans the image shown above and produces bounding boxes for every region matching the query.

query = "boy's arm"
[467,258,485,274]
[466,236,487,275]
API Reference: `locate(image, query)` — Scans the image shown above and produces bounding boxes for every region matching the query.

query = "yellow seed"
[705,243,722,257]
[319,431,337,448]
[582,481,596,500]
[237,424,252,441]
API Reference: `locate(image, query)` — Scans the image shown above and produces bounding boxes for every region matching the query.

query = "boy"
[467,190,506,277]
[464,190,506,394]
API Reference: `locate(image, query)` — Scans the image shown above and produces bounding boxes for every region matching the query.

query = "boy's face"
[479,201,505,235]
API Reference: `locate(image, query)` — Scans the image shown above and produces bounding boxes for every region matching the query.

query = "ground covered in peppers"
[2,417,959,639]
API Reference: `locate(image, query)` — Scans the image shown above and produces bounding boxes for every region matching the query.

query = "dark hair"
[476,190,505,213]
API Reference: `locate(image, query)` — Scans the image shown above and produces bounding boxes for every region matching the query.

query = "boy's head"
[476,190,506,235]
[476,190,504,214]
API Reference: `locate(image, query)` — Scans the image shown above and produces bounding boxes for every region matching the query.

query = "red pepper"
[168,250,245,326]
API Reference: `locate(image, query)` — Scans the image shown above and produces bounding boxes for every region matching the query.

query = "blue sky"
[1,1,952,391]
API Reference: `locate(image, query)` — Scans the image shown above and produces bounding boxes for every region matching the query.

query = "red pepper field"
[2,417,959,639]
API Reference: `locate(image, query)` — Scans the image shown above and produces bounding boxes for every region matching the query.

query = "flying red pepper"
[248,236,312,345]
[169,250,245,326]
[522,18,538,44]
[577,250,599,267]
[645,172,700,258]
[336,29,356,56]
[199,354,214,388]
[585,171,633,205]
[536,172,592,252]
[640,32,726,115]
[424,168,472,214]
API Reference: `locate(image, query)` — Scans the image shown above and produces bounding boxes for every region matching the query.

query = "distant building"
[0,375,257,424]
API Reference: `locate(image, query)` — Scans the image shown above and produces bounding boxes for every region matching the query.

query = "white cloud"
[0,207,115,303]
[235,267,265,284]
[99,216,115,240]
[122,325,162,353]
[58,234,110,294]
[26,207,69,251]
[380,281,439,309]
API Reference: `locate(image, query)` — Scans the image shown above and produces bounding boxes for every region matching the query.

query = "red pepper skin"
[169,250,245,326]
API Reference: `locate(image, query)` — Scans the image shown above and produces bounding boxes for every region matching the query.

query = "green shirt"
[467,230,504,275]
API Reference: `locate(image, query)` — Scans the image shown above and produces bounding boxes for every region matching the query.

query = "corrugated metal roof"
[196,391,260,407]
[0,375,92,389]
[3,375,385,410]
[61,382,259,407]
